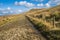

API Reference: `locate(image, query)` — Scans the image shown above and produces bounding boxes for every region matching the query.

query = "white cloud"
[19,1,26,5]
[37,3,44,6]
[2,11,8,14]
[26,3,35,7]
[48,0,60,5]
[13,0,60,12]
[55,0,60,5]
[0,7,24,15]
[32,0,44,2]
[45,3,50,8]
[53,0,60,5]
[18,10,22,12]
[37,3,51,8]
[37,0,60,8]
[0,7,13,15]
[7,7,11,10]
[15,1,35,8]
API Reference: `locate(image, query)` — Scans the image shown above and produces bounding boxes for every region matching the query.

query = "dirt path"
[0,15,46,40]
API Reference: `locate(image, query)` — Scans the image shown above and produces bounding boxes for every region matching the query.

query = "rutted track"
[0,14,46,40]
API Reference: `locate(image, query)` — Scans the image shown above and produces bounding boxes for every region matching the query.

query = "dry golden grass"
[26,5,60,40]
[26,5,60,28]
[0,14,23,26]
[0,14,46,40]
[0,5,60,40]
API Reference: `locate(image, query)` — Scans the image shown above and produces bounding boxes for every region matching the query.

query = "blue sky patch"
[0,0,60,15]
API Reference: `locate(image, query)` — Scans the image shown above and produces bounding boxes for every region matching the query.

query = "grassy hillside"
[0,14,46,40]
[0,14,23,26]
[26,5,60,40]
[0,5,60,40]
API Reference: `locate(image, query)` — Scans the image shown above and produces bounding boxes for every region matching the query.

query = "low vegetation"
[26,5,60,40]
[0,5,60,40]
[0,14,22,26]
[0,14,43,40]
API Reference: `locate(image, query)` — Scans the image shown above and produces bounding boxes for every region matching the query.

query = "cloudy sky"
[0,0,60,15]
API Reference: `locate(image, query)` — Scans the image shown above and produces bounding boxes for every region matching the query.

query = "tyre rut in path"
[0,15,46,40]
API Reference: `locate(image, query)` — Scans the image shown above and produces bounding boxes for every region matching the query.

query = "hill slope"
[26,5,60,40]
[0,5,60,40]
[0,14,46,40]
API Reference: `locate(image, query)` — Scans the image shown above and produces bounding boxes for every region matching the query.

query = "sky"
[0,0,60,15]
